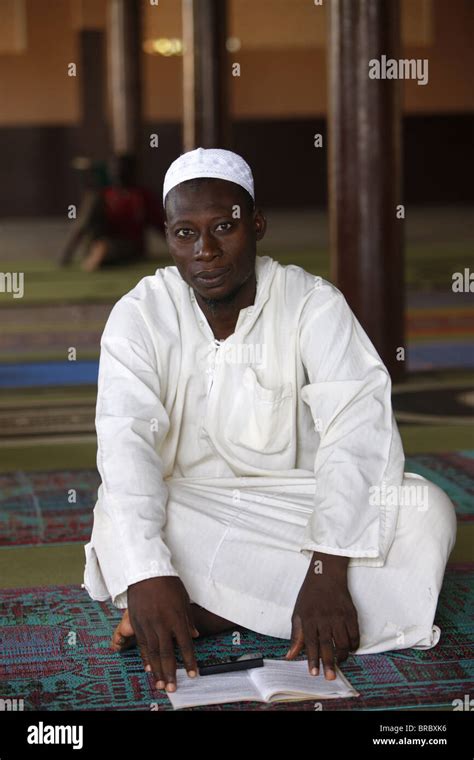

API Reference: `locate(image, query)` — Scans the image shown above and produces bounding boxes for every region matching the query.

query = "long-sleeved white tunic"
[83,255,455,650]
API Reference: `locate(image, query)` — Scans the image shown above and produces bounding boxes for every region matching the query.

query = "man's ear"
[254,208,267,242]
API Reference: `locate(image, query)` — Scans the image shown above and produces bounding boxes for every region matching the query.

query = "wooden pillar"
[182,0,229,151]
[327,0,404,381]
[78,30,108,160]
[107,0,143,161]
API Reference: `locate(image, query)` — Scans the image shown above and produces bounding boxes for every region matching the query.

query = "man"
[59,154,165,271]
[83,148,457,695]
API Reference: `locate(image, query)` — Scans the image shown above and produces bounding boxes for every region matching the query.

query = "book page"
[166,667,262,710]
[249,659,359,702]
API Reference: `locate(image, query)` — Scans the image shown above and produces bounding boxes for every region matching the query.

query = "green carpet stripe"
[0,544,85,588]
[452,526,474,563]
[1,243,472,306]
[399,425,474,454]
[0,443,97,472]
[394,370,474,385]
[0,425,472,470]
[1,351,100,364]
[3,321,105,334]
[3,338,471,367]
[0,527,470,589]
[0,259,166,308]
[0,386,97,404]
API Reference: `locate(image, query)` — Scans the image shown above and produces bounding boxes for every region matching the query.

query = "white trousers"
[162,472,457,654]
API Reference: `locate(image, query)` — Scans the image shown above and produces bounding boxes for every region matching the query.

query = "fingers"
[137,640,151,673]
[332,621,350,665]
[174,620,199,679]
[318,627,337,680]
[126,577,202,693]
[137,629,166,690]
[346,615,360,653]
[155,629,178,692]
[302,620,320,676]
[184,596,200,638]
[138,625,198,693]
[287,616,338,680]
[290,621,337,680]
[285,615,304,660]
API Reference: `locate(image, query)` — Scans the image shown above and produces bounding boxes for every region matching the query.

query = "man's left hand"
[285,551,360,680]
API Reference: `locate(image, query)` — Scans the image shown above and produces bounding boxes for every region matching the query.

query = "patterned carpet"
[0,564,471,711]
[1,302,473,368]
[0,452,472,548]
[0,251,471,711]
[0,361,99,389]
[0,469,99,547]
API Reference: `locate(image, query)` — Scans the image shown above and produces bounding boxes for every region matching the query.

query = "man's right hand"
[127,576,200,693]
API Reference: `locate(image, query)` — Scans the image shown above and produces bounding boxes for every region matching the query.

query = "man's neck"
[195,272,257,341]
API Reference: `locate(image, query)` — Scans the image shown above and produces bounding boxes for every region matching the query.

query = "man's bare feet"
[111,605,237,653]
[81,240,109,272]
[111,608,137,652]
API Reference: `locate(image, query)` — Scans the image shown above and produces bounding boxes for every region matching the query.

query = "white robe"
[83,255,457,653]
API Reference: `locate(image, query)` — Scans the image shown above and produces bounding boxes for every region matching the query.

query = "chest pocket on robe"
[224,366,294,455]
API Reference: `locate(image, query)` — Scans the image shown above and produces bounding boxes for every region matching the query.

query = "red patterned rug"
[1,453,473,547]
[0,563,471,711]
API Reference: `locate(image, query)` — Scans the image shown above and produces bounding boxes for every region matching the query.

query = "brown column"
[107,0,143,160]
[327,0,404,381]
[182,0,229,151]
[78,30,108,160]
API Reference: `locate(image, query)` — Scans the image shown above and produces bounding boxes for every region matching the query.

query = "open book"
[167,658,359,709]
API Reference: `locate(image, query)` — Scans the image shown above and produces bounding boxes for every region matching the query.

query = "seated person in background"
[59,153,165,271]
[83,147,457,694]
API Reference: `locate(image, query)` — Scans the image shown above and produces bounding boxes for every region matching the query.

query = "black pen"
[198,652,264,676]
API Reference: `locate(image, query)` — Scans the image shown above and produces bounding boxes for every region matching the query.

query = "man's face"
[164,179,266,301]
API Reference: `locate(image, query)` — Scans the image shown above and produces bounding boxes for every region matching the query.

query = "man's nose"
[195,229,221,258]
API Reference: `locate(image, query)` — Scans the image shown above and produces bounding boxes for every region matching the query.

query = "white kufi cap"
[162,147,254,207]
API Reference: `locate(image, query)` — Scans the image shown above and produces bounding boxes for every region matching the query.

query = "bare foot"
[81,240,109,272]
[111,608,136,652]
[111,605,237,653]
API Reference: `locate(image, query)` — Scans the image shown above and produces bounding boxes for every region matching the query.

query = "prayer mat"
[2,346,472,389]
[406,307,474,341]
[1,244,471,307]
[0,304,109,364]
[0,469,99,547]
[408,342,474,371]
[404,452,473,521]
[1,453,472,549]
[2,302,472,366]
[0,400,95,439]
[393,382,474,423]
[0,361,98,389]
[0,259,162,309]
[0,563,471,711]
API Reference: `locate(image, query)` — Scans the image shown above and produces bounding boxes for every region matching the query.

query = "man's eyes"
[175,222,233,238]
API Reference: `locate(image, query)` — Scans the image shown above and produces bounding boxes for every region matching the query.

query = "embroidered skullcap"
[162,147,255,207]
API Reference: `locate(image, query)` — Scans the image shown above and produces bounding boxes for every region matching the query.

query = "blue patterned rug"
[1,452,473,547]
[0,563,472,711]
